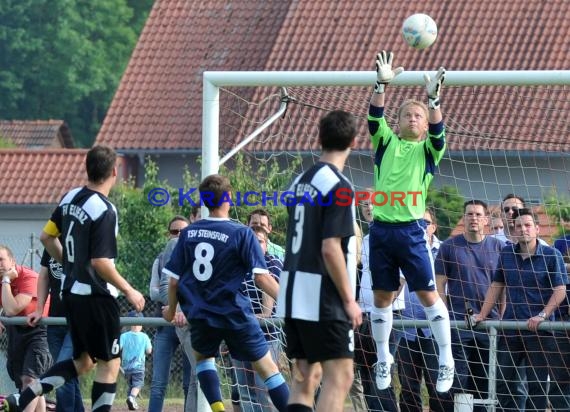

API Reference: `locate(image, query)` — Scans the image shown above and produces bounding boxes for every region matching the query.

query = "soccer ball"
[402,13,438,50]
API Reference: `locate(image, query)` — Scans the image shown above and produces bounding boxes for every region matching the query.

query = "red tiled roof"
[0,120,74,149]
[0,149,87,205]
[97,0,570,154]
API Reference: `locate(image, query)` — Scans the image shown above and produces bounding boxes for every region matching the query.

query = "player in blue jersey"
[162,174,289,412]
[367,50,454,394]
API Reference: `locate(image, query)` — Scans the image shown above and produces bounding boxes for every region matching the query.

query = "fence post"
[488,326,498,412]
[454,393,474,412]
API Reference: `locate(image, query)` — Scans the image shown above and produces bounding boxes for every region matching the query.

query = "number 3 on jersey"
[291,204,305,254]
[193,242,215,281]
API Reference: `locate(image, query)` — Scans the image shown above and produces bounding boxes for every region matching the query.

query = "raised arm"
[424,67,446,124]
[370,50,404,108]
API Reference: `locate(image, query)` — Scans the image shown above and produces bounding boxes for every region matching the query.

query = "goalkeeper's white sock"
[370,305,393,363]
[424,298,453,366]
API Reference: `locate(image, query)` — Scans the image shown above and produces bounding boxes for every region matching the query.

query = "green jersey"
[368,106,445,222]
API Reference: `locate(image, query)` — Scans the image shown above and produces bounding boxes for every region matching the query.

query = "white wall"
[0,207,52,271]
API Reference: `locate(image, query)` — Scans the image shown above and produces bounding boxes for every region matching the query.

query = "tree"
[0,0,152,146]
[0,135,16,148]
[427,185,465,240]
[221,153,302,246]
[544,189,570,239]
[110,159,188,291]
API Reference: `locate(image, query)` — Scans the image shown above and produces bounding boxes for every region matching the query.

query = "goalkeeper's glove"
[374,50,404,94]
[424,67,446,109]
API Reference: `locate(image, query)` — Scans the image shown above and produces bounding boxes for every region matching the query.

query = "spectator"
[0,245,52,412]
[499,194,525,244]
[247,209,284,260]
[548,234,570,410]
[120,311,152,411]
[474,208,567,411]
[435,200,505,411]
[148,215,196,412]
[490,214,505,239]
[231,225,284,412]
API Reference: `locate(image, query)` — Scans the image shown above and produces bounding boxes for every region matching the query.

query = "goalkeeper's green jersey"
[368,105,446,223]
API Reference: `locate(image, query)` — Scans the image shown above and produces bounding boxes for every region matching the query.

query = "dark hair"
[86,145,117,184]
[319,110,357,151]
[502,194,526,207]
[250,225,268,240]
[247,208,271,225]
[168,215,189,230]
[512,207,536,222]
[190,205,201,218]
[424,207,436,225]
[199,174,233,210]
[463,199,488,214]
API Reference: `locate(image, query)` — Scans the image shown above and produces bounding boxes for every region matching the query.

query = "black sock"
[91,382,116,412]
[287,404,313,412]
[18,359,78,409]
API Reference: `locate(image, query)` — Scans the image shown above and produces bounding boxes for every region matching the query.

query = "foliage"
[544,189,570,238]
[110,155,300,289]
[110,159,186,291]
[221,153,303,246]
[0,0,153,146]
[0,135,16,148]
[427,185,465,240]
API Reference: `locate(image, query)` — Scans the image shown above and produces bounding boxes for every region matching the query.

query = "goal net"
[203,71,570,411]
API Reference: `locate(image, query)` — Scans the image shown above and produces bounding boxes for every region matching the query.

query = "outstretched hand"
[375,50,404,84]
[424,67,446,109]
[374,50,404,94]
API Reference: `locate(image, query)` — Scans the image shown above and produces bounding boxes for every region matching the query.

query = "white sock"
[370,305,393,363]
[423,298,454,366]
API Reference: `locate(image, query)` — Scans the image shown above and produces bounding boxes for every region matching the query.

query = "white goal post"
[200,70,570,412]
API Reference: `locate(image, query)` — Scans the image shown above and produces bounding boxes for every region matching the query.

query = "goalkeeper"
[367,51,455,393]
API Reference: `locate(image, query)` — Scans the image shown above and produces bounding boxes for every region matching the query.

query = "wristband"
[2,276,10,284]
[428,97,440,110]
[374,82,386,94]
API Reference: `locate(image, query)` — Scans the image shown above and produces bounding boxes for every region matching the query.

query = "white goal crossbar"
[202,69,570,180]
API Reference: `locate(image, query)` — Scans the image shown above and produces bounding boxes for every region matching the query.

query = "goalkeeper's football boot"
[374,354,394,390]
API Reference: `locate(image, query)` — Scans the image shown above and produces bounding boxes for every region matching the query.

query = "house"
[95,0,569,209]
[0,120,75,149]
[0,149,87,266]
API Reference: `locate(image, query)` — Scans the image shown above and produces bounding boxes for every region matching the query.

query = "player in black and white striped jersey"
[276,110,362,412]
[3,145,145,412]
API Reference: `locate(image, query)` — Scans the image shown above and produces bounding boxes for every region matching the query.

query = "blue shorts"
[124,369,145,391]
[190,319,269,362]
[369,219,435,292]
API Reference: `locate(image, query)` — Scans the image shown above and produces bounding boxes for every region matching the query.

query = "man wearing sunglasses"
[499,194,525,244]
[148,216,196,412]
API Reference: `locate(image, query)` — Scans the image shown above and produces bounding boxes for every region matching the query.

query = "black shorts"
[7,325,52,389]
[284,318,354,364]
[63,293,121,361]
